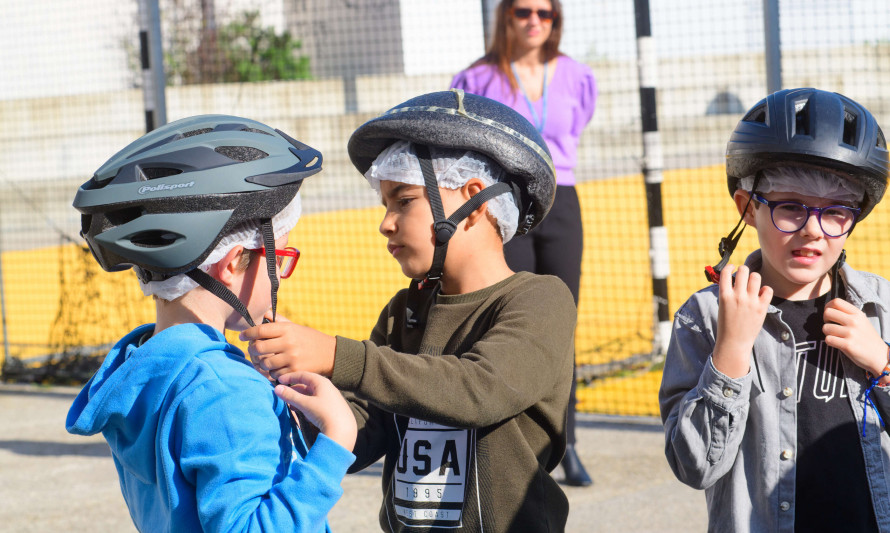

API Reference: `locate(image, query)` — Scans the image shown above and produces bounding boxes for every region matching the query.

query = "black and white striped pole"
[634,0,670,356]
[137,0,167,132]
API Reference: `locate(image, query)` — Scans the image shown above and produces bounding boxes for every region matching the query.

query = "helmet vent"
[140,167,183,180]
[877,127,887,150]
[215,146,268,162]
[743,104,767,124]
[241,127,273,136]
[793,99,810,137]
[842,108,859,147]
[105,206,143,226]
[80,214,92,236]
[182,128,213,138]
[129,230,182,248]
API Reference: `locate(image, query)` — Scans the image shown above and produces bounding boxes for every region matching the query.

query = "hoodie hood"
[66,323,246,483]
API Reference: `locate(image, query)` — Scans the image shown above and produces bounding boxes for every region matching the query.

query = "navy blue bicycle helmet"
[707,89,889,283]
[726,88,889,218]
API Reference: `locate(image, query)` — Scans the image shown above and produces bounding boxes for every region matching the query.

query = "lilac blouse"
[450,55,597,186]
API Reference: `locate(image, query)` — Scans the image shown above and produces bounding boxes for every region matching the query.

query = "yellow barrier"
[3,164,890,416]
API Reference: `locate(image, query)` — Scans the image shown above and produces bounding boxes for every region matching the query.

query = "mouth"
[792,249,821,258]
[387,243,403,256]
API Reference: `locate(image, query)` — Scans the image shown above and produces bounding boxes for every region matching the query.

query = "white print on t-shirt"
[795,341,848,403]
[391,417,475,529]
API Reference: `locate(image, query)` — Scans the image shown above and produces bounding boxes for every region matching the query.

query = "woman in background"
[451,0,597,487]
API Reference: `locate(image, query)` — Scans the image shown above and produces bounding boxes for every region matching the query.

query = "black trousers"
[504,185,583,444]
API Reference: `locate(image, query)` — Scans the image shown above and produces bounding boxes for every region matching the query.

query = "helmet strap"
[183,219,280,329]
[260,219,279,323]
[413,144,513,289]
[186,268,257,328]
[830,249,847,301]
[403,144,512,328]
[705,172,763,283]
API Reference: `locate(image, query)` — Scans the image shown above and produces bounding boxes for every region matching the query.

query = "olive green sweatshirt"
[332,271,576,532]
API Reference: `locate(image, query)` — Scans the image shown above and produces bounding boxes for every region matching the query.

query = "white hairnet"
[140,192,303,301]
[365,140,520,243]
[740,166,865,204]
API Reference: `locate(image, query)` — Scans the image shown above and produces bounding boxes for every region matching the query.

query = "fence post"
[480,0,497,49]
[763,0,782,93]
[137,0,167,132]
[634,0,670,357]
[0,218,9,373]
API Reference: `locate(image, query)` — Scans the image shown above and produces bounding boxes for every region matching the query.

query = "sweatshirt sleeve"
[176,373,354,532]
[332,276,576,429]
[658,293,754,490]
[342,303,396,471]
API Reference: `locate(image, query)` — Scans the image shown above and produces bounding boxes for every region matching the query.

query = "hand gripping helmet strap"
[705,172,762,283]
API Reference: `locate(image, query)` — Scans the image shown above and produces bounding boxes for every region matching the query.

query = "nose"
[799,209,824,237]
[379,210,396,236]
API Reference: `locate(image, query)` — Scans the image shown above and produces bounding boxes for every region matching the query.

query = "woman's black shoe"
[560,444,593,487]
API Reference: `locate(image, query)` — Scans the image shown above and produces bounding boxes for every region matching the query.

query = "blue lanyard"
[510,61,548,133]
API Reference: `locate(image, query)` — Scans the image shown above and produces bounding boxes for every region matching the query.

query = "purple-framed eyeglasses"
[749,191,860,238]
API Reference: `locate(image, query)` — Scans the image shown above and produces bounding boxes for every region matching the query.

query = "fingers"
[278,371,322,388]
[253,353,297,380]
[826,297,856,311]
[239,320,291,342]
[274,373,324,419]
[719,265,769,301]
[717,263,736,294]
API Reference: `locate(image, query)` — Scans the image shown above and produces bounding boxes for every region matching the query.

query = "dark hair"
[474,0,563,92]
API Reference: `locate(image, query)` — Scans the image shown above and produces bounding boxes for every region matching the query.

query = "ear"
[213,246,247,287]
[733,189,758,226]
[462,178,489,227]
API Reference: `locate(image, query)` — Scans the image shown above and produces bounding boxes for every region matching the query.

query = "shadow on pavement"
[0,439,111,457]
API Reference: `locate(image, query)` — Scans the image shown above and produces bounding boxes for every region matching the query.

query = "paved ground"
[0,383,707,532]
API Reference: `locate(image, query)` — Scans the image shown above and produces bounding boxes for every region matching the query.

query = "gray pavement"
[0,383,707,532]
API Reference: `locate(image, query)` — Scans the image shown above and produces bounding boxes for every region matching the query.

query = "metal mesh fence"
[2,0,889,416]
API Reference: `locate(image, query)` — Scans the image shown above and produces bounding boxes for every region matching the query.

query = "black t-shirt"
[773,294,878,532]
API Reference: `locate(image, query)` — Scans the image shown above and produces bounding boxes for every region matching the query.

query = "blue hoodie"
[66,323,354,532]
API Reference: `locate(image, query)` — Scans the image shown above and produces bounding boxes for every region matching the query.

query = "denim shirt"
[659,251,890,533]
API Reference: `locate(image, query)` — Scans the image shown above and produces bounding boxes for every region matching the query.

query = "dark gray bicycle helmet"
[74,114,322,326]
[75,114,321,281]
[726,87,889,218]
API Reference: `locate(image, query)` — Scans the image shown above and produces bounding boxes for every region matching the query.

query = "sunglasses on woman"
[249,247,300,279]
[511,7,555,21]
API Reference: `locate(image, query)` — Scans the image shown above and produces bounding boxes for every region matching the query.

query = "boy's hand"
[712,264,773,378]
[824,298,889,376]
[240,316,337,380]
[274,371,357,452]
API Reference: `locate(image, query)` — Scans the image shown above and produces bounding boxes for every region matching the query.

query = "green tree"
[218,11,311,83]
[161,8,311,85]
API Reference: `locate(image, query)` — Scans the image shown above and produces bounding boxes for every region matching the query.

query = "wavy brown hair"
[474,0,564,92]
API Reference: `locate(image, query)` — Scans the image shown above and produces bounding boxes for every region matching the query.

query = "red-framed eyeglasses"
[249,247,300,279]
